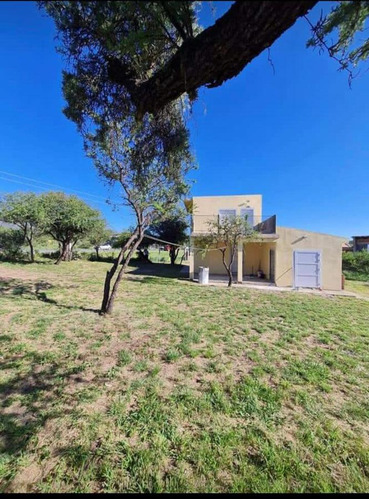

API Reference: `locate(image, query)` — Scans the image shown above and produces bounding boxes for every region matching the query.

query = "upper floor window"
[240,208,254,227]
[218,209,236,223]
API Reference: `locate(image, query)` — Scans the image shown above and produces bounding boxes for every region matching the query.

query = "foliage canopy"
[0,192,45,262]
[40,191,101,263]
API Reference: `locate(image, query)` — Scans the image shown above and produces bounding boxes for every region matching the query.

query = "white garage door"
[293,250,321,288]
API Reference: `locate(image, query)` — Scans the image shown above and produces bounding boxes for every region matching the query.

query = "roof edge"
[277,225,348,241]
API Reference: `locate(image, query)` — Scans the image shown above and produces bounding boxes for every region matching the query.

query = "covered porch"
[240,238,277,284]
[190,235,278,285]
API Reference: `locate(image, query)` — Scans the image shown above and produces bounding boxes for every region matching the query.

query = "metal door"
[293,250,321,288]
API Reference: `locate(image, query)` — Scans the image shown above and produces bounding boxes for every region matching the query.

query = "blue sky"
[0,1,368,238]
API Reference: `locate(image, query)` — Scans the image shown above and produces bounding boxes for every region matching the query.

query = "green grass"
[345,279,369,298]
[1,258,369,493]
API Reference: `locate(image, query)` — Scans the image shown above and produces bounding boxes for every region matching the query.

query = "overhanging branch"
[108,0,317,118]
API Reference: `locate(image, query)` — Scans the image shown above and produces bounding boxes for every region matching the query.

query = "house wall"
[192,194,262,234]
[275,226,345,291]
[353,237,369,252]
[189,195,344,290]
[192,239,276,278]
[243,241,275,278]
[192,243,234,275]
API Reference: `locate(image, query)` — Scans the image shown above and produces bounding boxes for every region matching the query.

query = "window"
[218,209,236,223]
[240,208,254,227]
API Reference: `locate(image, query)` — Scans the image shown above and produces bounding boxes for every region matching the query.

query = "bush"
[0,228,26,261]
[343,251,369,281]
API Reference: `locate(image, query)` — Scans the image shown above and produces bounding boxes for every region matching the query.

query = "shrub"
[0,228,25,261]
[343,251,369,281]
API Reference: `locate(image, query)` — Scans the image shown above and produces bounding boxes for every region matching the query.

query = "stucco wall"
[275,226,345,291]
[192,194,262,234]
[243,242,275,278]
[193,244,235,275]
[192,239,276,278]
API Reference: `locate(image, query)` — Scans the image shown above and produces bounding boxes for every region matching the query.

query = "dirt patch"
[0,266,42,282]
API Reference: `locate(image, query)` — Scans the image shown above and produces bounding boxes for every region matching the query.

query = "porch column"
[237,241,243,283]
[189,237,194,280]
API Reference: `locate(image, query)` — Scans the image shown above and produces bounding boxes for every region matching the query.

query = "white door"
[293,250,321,288]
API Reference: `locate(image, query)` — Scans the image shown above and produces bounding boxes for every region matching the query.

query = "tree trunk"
[55,242,66,265]
[95,247,100,260]
[67,241,73,261]
[169,246,179,265]
[55,240,73,264]
[221,247,235,287]
[29,241,34,263]
[103,234,144,315]
[108,1,317,118]
[100,228,140,314]
[26,237,34,263]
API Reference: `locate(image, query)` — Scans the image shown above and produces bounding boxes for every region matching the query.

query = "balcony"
[192,214,277,237]
[253,215,277,234]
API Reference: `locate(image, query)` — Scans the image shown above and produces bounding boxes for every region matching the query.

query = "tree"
[40,1,196,314]
[41,1,317,120]
[0,227,26,262]
[197,214,256,287]
[42,1,369,120]
[86,116,194,315]
[148,215,189,265]
[40,192,101,264]
[307,1,369,83]
[87,220,113,260]
[107,1,318,118]
[0,192,45,262]
[111,230,132,250]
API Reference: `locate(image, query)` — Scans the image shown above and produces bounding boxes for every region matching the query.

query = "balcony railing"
[253,215,277,234]
[192,214,277,235]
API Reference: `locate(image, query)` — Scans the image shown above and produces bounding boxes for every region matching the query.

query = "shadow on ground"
[0,278,99,313]
[126,262,185,279]
[0,354,103,491]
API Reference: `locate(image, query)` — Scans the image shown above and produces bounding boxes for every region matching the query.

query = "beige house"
[189,194,346,291]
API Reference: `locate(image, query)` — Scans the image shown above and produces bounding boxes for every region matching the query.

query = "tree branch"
[108,0,317,118]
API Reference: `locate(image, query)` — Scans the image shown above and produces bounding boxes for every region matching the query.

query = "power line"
[0,175,135,219]
[0,175,109,206]
[0,169,122,204]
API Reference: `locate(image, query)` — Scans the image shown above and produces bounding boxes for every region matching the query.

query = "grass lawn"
[1,259,369,493]
[345,279,369,299]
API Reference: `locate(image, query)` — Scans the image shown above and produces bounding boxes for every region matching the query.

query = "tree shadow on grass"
[126,262,183,279]
[0,354,101,491]
[0,278,100,314]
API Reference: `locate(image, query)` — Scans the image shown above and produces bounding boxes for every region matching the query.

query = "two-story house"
[189,194,345,291]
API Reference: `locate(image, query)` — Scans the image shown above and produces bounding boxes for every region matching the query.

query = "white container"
[198,266,209,285]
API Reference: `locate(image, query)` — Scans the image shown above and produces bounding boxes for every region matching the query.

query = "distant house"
[352,236,369,252]
[189,194,346,291]
[342,242,353,252]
